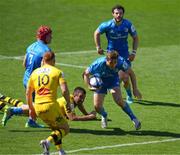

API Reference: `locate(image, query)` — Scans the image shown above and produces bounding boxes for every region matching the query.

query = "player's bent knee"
[116,100,124,107]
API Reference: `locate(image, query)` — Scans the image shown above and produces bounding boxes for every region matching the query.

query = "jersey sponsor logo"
[109,28,128,39]
[110,35,127,39]
[37,87,50,96]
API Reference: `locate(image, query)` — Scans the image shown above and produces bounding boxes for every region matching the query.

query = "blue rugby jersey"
[23,40,51,87]
[97,18,137,59]
[87,56,129,80]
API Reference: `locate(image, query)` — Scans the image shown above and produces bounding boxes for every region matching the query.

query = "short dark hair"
[73,87,86,95]
[112,4,125,13]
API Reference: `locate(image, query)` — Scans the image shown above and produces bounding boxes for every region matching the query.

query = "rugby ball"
[89,76,103,88]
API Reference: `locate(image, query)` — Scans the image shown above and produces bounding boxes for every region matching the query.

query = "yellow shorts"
[34,102,67,129]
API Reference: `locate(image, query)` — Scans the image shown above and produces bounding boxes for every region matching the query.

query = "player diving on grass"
[83,50,141,130]
[1,87,96,127]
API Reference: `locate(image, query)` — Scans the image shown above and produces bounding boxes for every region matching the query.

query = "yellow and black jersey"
[57,94,76,119]
[28,64,66,104]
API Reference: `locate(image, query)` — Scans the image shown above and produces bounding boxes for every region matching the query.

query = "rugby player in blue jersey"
[23,25,52,128]
[83,50,141,130]
[94,4,141,104]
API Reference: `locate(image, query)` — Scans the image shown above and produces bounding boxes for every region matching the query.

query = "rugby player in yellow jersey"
[27,51,71,155]
[58,86,96,121]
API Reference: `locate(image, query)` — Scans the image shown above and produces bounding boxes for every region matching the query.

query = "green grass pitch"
[0,0,180,154]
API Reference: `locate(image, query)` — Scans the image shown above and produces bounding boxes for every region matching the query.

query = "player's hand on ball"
[89,86,98,91]
[89,76,103,91]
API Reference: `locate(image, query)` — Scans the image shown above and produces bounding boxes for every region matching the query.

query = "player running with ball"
[83,50,141,130]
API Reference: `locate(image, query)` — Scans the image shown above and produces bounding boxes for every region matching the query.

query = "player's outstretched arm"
[78,104,89,115]
[127,68,142,99]
[67,112,96,121]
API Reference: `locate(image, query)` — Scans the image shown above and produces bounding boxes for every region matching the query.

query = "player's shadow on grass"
[70,127,180,138]
[133,99,180,107]
[8,128,51,133]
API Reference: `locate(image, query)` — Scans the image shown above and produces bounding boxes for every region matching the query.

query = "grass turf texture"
[0,0,180,154]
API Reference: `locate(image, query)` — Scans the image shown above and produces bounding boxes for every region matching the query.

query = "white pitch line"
[0,51,90,69]
[48,138,180,154]
[0,50,95,60]
[1,45,180,59]
[55,50,95,55]
[0,55,24,60]
[56,62,86,69]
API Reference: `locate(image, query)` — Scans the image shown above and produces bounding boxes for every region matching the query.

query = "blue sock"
[122,102,136,120]
[11,107,23,115]
[125,86,132,97]
[99,107,107,118]
[28,118,35,123]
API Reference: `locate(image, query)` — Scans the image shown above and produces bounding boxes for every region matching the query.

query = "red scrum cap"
[36,25,52,42]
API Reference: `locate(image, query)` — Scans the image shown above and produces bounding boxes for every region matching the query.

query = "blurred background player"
[1,87,96,126]
[23,25,52,128]
[83,50,141,130]
[94,4,141,104]
[26,51,71,155]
